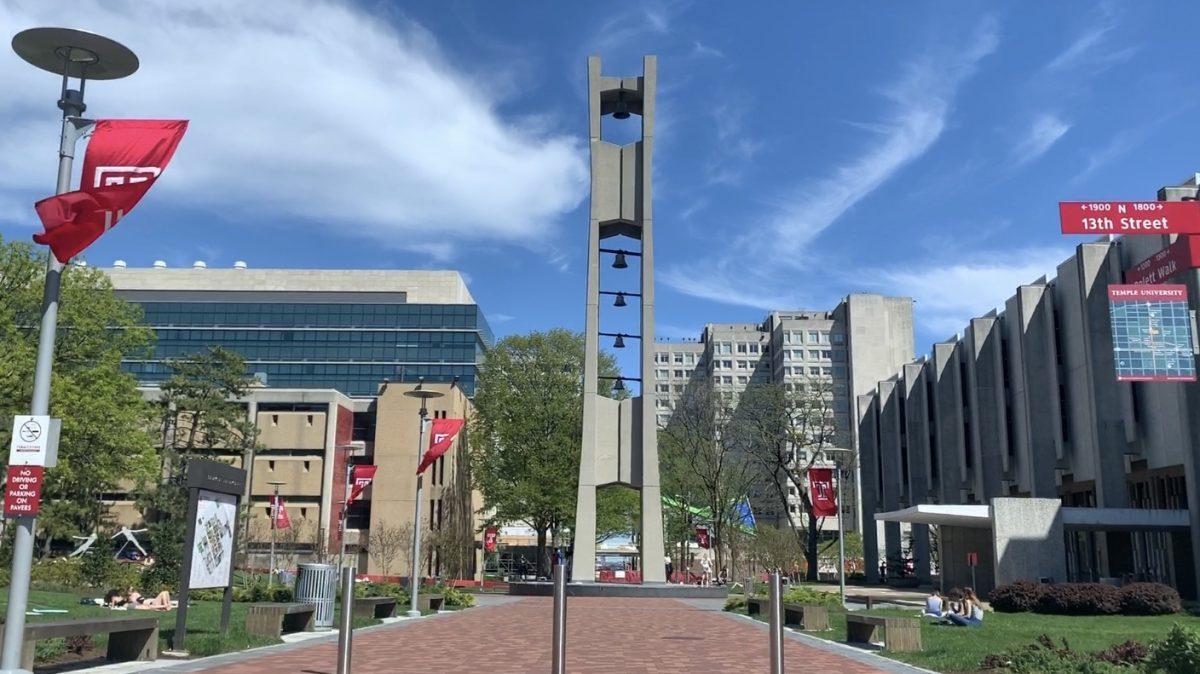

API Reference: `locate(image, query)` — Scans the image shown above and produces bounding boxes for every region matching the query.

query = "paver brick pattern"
[192,597,886,673]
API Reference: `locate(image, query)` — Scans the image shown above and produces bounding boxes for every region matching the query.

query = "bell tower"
[571,55,667,584]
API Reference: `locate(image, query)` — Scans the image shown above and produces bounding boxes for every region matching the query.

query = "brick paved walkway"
[179,597,898,673]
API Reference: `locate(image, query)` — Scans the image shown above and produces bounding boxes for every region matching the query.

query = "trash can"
[295,563,338,629]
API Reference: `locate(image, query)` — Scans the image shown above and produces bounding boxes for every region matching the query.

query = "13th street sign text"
[1060,201,1200,235]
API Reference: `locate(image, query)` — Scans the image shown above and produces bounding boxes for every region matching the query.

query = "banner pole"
[406,407,429,618]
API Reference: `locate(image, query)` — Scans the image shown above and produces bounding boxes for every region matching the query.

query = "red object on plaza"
[347,465,378,506]
[4,465,45,517]
[1125,236,1200,285]
[484,526,498,553]
[1059,201,1200,236]
[270,495,291,529]
[417,418,465,474]
[809,467,837,517]
[695,525,710,549]
[967,552,979,567]
[33,119,188,263]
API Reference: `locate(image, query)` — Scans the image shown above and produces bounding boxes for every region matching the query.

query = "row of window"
[656,352,701,365]
[711,342,766,355]
[151,343,477,363]
[780,331,844,345]
[125,361,477,396]
[153,329,480,344]
[783,349,845,362]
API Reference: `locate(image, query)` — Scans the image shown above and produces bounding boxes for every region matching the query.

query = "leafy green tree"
[470,329,620,577]
[0,237,157,553]
[595,486,640,543]
[138,346,260,590]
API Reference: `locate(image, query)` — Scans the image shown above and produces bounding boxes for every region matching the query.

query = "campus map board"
[1108,284,1197,382]
[189,489,236,589]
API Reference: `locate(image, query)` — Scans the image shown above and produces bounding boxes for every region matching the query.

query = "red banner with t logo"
[484,526,498,553]
[347,465,377,506]
[417,418,465,474]
[808,468,837,517]
[33,119,188,262]
[270,495,291,530]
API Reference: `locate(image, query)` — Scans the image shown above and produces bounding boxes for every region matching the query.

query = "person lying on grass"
[104,587,175,611]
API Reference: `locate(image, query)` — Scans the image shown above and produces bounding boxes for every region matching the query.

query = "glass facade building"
[109,268,491,397]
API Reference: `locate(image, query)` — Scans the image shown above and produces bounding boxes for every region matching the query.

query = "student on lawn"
[923,590,945,618]
[944,588,984,627]
[104,587,175,611]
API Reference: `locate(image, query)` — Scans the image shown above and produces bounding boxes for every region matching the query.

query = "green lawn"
[0,588,380,665]
[740,604,1200,673]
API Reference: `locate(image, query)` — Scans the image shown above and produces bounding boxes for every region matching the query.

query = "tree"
[0,237,157,553]
[595,486,639,544]
[368,522,406,576]
[470,329,620,578]
[137,346,260,590]
[659,380,758,576]
[733,379,847,582]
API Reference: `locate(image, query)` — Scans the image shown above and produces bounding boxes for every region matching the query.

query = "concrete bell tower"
[571,55,667,584]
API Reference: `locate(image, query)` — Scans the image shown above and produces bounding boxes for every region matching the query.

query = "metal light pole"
[823,448,854,608]
[267,480,286,586]
[338,445,352,570]
[4,28,138,674]
[404,379,443,618]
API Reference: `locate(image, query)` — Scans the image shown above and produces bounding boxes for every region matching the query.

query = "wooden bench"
[246,602,317,638]
[354,596,398,619]
[0,614,159,670]
[415,593,445,613]
[845,614,922,652]
[745,597,829,630]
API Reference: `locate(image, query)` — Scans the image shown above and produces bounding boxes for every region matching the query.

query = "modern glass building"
[106,264,492,397]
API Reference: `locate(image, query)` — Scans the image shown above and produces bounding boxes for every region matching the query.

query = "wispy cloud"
[662,16,1000,308]
[490,313,515,324]
[867,247,1072,339]
[705,102,764,186]
[692,41,725,59]
[0,1,587,258]
[1044,4,1137,74]
[1012,113,1070,165]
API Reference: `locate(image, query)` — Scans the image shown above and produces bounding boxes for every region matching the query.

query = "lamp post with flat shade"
[404,378,443,617]
[267,481,287,586]
[820,447,855,608]
[4,28,138,674]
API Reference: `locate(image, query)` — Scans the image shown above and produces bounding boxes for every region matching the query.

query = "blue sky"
[3,1,1200,376]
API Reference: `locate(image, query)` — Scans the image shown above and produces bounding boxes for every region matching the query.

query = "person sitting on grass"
[104,587,175,611]
[923,590,945,618]
[943,588,984,627]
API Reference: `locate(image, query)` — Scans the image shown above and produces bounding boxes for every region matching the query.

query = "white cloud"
[0,1,587,257]
[659,264,800,311]
[490,313,515,324]
[868,247,1072,338]
[1012,113,1070,165]
[1044,5,1137,74]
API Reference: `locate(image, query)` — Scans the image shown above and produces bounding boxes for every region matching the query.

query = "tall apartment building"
[856,175,1200,598]
[653,294,914,534]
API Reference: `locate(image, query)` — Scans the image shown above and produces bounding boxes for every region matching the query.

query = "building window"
[657,384,669,392]
[831,350,846,362]
[749,344,759,354]
[723,360,732,369]
[674,370,685,378]
[736,343,748,354]
[719,343,731,354]
[809,350,821,359]
[722,376,733,384]
[808,331,819,342]
[832,333,845,344]
[820,331,830,343]
[656,353,668,363]
[656,369,668,379]
[674,354,684,364]
[783,332,792,344]
[737,376,748,384]
[822,350,832,360]
[684,353,695,365]
[809,367,820,375]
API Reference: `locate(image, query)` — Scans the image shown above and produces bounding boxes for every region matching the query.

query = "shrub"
[1145,623,1200,673]
[980,635,1134,673]
[989,580,1046,612]
[1036,582,1121,615]
[724,595,746,612]
[30,558,83,588]
[1119,583,1181,616]
[1092,640,1148,666]
[781,585,842,610]
[80,551,117,587]
[438,585,475,608]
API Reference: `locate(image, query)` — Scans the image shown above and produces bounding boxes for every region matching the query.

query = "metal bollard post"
[337,566,355,674]
[551,563,567,674]
[768,571,784,674]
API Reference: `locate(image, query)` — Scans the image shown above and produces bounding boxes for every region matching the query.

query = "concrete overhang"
[1062,507,1190,532]
[874,504,991,528]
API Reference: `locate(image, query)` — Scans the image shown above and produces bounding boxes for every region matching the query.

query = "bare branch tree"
[368,522,407,577]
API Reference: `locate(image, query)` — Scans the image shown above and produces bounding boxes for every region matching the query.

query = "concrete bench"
[415,593,445,613]
[354,596,397,619]
[0,614,159,670]
[845,614,922,652]
[245,602,316,638]
[745,597,829,630]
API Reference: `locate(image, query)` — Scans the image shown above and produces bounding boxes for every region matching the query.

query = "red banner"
[33,119,188,262]
[4,465,44,517]
[347,465,377,506]
[695,525,710,549]
[270,495,291,530]
[1125,236,1200,285]
[1059,201,1200,236]
[809,468,837,517]
[417,418,465,475]
[484,526,498,553]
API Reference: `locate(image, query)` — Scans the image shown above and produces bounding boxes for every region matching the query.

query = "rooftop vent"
[113,260,127,268]
[193,260,207,269]
[233,260,247,269]
[152,260,167,269]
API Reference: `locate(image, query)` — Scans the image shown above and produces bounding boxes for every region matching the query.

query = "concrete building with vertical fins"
[858,175,1200,599]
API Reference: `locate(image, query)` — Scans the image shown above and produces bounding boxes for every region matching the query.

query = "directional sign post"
[1060,201,1200,235]
[1125,235,1200,285]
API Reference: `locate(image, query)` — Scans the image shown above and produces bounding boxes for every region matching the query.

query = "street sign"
[1060,201,1200,235]
[3,465,45,517]
[8,415,59,466]
[1125,236,1200,285]
[1108,285,1197,382]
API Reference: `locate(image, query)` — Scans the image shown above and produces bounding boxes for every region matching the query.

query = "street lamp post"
[267,480,286,586]
[338,444,352,570]
[404,379,443,618]
[4,28,138,674]
[822,448,854,608]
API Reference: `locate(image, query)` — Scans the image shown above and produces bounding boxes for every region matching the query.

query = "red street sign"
[1060,201,1200,235]
[1125,236,1200,285]
[4,465,45,517]
[967,552,978,567]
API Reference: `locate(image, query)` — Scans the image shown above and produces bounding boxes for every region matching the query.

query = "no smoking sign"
[8,414,59,467]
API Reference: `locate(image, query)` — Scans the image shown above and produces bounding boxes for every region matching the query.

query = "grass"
[737,602,1200,673]
[0,587,382,663]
